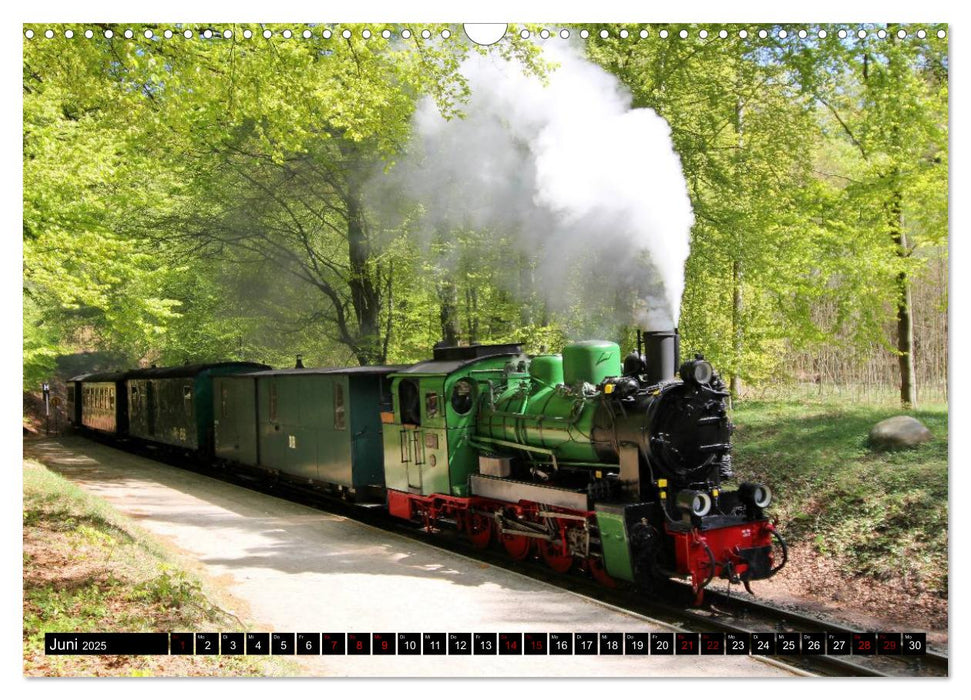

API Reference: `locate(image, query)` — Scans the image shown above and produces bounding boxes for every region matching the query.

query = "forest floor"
[22,457,297,677]
[728,398,949,647]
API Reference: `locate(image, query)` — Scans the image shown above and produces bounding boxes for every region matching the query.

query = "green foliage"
[132,569,203,609]
[24,30,186,380]
[23,23,548,371]
[22,24,947,395]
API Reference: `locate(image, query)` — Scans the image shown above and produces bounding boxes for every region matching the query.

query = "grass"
[728,398,948,595]
[23,459,297,677]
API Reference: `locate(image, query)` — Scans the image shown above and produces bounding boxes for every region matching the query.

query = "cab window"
[425,392,439,419]
[398,380,420,426]
[450,378,475,415]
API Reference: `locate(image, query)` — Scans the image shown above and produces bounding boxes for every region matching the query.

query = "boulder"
[868,415,932,450]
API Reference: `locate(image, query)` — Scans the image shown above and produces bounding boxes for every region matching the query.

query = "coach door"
[146,381,157,436]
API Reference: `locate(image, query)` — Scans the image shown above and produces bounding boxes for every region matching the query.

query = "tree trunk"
[885,35,917,409]
[466,286,478,344]
[731,258,743,401]
[519,255,535,327]
[437,277,460,346]
[345,179,383,365]
[896,268,916,407]
[729,88,744,403]
[890,185,917,407]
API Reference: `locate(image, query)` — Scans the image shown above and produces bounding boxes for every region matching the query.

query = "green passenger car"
[214,366,399,498]
[126,362,267,456]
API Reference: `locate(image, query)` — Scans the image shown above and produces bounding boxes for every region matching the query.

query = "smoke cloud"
[375,43,694,332]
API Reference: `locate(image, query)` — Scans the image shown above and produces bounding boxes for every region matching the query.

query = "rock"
[868,415,932,450]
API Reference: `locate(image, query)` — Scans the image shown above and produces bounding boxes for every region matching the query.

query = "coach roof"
[125,362,269,380]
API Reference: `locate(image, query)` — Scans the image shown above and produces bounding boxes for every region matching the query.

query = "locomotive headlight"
[692,361,713,384]
[675,490,712,517]
[739,482,772,508]
[679,359,714,385]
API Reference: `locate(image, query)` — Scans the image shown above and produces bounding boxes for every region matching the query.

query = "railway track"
[696,588,948,677]
[85,438,949,677]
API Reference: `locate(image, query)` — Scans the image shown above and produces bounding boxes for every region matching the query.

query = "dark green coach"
[213,366,400,500]
[126,362,267,456]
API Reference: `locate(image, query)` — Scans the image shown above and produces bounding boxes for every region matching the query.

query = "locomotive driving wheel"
[539,540,573,573]
[466,512,492,549]
[501,533,533,560]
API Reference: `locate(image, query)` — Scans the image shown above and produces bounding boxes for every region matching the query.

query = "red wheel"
[502,533,532,560]
[588,558,617,588]
[539,540,573,573]
[467,512,492,550]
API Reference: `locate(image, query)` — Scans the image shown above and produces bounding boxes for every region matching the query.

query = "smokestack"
[643,329,680,385]
[295,354,304,369]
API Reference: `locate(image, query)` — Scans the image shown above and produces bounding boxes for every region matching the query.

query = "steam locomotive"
[67,330,786,603]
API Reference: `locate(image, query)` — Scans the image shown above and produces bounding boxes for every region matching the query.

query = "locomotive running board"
[469,474,590,511]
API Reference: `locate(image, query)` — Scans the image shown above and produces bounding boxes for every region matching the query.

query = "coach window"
[220,386,229,418]
[269,382,278,422]
[379,376,394,412]
[334,382,346,430]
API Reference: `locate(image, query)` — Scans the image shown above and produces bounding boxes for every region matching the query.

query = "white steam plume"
[376,43,694,332]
